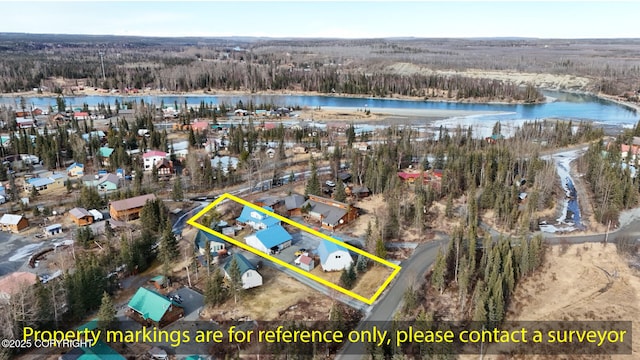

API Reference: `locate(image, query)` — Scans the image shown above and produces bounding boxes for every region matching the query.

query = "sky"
[2,1,639,39]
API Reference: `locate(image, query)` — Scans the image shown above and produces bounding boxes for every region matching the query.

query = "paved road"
[337,236,448,359]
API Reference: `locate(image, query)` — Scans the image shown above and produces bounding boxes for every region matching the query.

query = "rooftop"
[110,194,156,212]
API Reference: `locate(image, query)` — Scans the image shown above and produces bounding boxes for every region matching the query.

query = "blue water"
[1,90,638,126]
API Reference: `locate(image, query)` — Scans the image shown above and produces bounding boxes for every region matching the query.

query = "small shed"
[297,254,315,272]
[44,223,63,236]
[149,275,168,290]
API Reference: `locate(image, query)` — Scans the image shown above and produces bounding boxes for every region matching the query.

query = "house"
[96,173,120,192]
[317,239,353,272]
[0,272,38,302]
[16,118,35,129]
[0,214,29,232]
[245,224,292,254]
[296,254,315,271]
[171,140,190,159]
[45,223,63,236]
[254,196,282,209]
[109,193,157,221]
[292,145,308,154]
[143,150,167,171]
[397,171,428,184]
[60,340,125,360]
[302,195,359,230]
[284,193,306,216]
[194,230,226,258]
[348,185,370,199]
[352,142,370,152]
[127,287,184,328]
[154,158,174,176]
[73,112,89,120]
[266,148,276,158]
[81,131,106,142]
[23,174,65,193]
[223,253,262,289]
[69,207,94,226]
[236,205,281,230]
[67,163,85,177]
[97,147,114,165]
[211,156,239,173]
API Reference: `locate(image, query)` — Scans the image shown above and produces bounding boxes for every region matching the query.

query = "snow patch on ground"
[432,113,529,139]
[9,243,43,262]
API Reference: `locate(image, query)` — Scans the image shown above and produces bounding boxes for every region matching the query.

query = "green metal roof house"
[223,253,262,289]
[60,340,125,360]
[127,287,184,328]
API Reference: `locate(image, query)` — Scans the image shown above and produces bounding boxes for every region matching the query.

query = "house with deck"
[143,150,167,171]
[109,193,156,221]
[127,287,184,327]
[302,195,358,230]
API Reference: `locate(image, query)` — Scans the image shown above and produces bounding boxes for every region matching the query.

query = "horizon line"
[3,32,640,41]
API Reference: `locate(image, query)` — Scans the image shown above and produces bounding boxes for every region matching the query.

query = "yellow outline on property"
[186,193,401,304]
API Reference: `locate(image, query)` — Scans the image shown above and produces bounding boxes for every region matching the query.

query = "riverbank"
[0,86,546,105]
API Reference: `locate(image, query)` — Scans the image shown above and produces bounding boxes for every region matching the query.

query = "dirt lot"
[477,243,640,360]
[202,267,335,321]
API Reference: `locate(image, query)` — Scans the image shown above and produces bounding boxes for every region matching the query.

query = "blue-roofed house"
[245,224,292,254]
[223,253,262,289]
[81,131,106,142]
[23,174,65,193]
[317,239,353,272]
[236,205,280,230]
[67,162,84,177]
[194,230,226,257]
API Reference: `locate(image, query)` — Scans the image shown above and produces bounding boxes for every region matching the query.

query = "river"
[1,90,638,126]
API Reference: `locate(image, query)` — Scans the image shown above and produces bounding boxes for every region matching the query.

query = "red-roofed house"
[143,151,167,171]
[74,112,89,120]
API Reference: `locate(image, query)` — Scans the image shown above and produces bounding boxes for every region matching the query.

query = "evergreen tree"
[375,237,387,262]
[204,270,227,307]
[305,159,321,196]
[334,178,347,202]
[160,220,178,261]
[96,291,117,333]
[172,175,184,201]
[227,256,243,304]
[431,248,446,294]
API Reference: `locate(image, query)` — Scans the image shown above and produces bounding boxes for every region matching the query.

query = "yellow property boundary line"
[186,193,401,304]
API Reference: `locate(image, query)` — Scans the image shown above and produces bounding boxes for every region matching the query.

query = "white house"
[223,253,262,289]
[317,239,353,272]
[245,224,292,255]
[142,150,167,171]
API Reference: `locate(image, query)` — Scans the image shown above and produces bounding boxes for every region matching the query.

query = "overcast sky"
[2,1,639,39]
